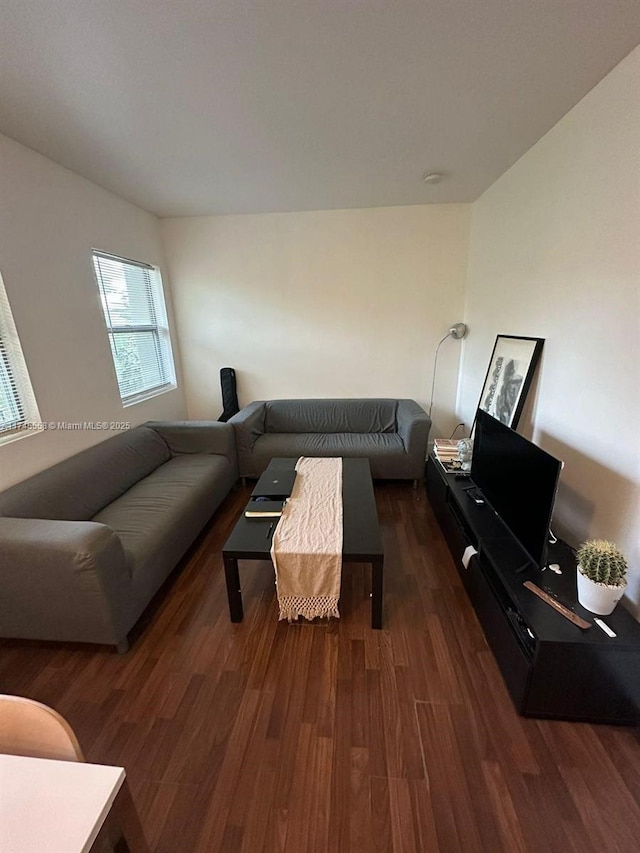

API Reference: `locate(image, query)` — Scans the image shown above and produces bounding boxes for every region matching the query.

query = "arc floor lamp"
[428,323,468,419]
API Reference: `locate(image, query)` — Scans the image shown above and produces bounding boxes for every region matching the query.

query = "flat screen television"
[471,408,563,569]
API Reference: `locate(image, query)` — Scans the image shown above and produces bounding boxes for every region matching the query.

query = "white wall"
[161,205,471,438]
[459,48,640,611]
[0,133,187,490]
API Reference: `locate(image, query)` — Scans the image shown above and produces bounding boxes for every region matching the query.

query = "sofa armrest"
[396,400,431,459]
[145,420,237,464]
[0,517,133,646]
[228,402,266,475]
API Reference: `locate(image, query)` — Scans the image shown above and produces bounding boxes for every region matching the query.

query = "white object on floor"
[0,754,124,852]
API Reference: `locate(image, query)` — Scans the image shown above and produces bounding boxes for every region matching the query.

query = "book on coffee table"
[245,499,286,518]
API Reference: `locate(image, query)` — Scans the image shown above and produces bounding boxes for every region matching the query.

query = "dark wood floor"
[2,482,640,852]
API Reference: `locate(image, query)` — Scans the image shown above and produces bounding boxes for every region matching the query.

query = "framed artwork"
[476,335,544,429]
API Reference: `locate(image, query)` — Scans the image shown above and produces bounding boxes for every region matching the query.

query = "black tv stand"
[426,454,640,724]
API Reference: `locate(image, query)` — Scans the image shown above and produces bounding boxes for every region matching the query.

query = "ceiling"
[1,1,638,217]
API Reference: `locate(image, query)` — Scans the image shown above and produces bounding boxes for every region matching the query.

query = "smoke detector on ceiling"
[422,171,443,184]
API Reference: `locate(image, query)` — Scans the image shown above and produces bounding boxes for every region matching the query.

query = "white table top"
[0,754,125,853]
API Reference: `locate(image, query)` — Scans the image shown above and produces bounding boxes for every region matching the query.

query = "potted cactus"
[576,539,628,615]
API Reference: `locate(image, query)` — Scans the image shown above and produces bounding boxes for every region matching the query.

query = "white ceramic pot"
[577,567,627,615]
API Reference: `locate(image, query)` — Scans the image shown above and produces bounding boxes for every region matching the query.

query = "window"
[92,251,176,406]
[0,271,41,445]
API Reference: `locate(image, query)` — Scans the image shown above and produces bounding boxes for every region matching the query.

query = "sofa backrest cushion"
[264,399,398,435]
[0,426,171,521]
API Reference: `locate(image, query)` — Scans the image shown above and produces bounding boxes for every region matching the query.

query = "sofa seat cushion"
[0,426,171,521]
[264,399,398,434]
[92,454,232,601]
[251,432,406,478]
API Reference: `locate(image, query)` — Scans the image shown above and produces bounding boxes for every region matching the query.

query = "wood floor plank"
[1,480,638,852]
[349,746,373,852]
[370,775,393,853]
[481,759,528,853]
[415,701,486,852]
[239,764,278,853]
[407,777,440,852]
[388,776,418,853]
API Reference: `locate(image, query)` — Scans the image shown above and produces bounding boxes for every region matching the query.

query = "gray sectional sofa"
[229,398,430,481]
[0,421,237,652]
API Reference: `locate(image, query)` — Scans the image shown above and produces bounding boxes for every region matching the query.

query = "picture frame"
[475,335,544,429]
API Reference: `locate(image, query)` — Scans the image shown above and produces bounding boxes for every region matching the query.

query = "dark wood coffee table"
[222,457,384,628]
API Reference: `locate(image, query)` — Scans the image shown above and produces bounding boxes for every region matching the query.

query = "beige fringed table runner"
[270,457,343,621]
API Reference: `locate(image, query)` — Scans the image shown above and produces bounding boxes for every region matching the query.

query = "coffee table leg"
[371,556,383,629]
[223,555,243,622]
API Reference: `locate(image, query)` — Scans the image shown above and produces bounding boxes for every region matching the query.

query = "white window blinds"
[92,251,176,405]
[0,271,41,444]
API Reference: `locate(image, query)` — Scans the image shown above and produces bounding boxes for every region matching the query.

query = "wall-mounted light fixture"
[428,322,468,418]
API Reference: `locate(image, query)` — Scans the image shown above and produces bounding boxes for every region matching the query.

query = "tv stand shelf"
[426,454,640,724]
